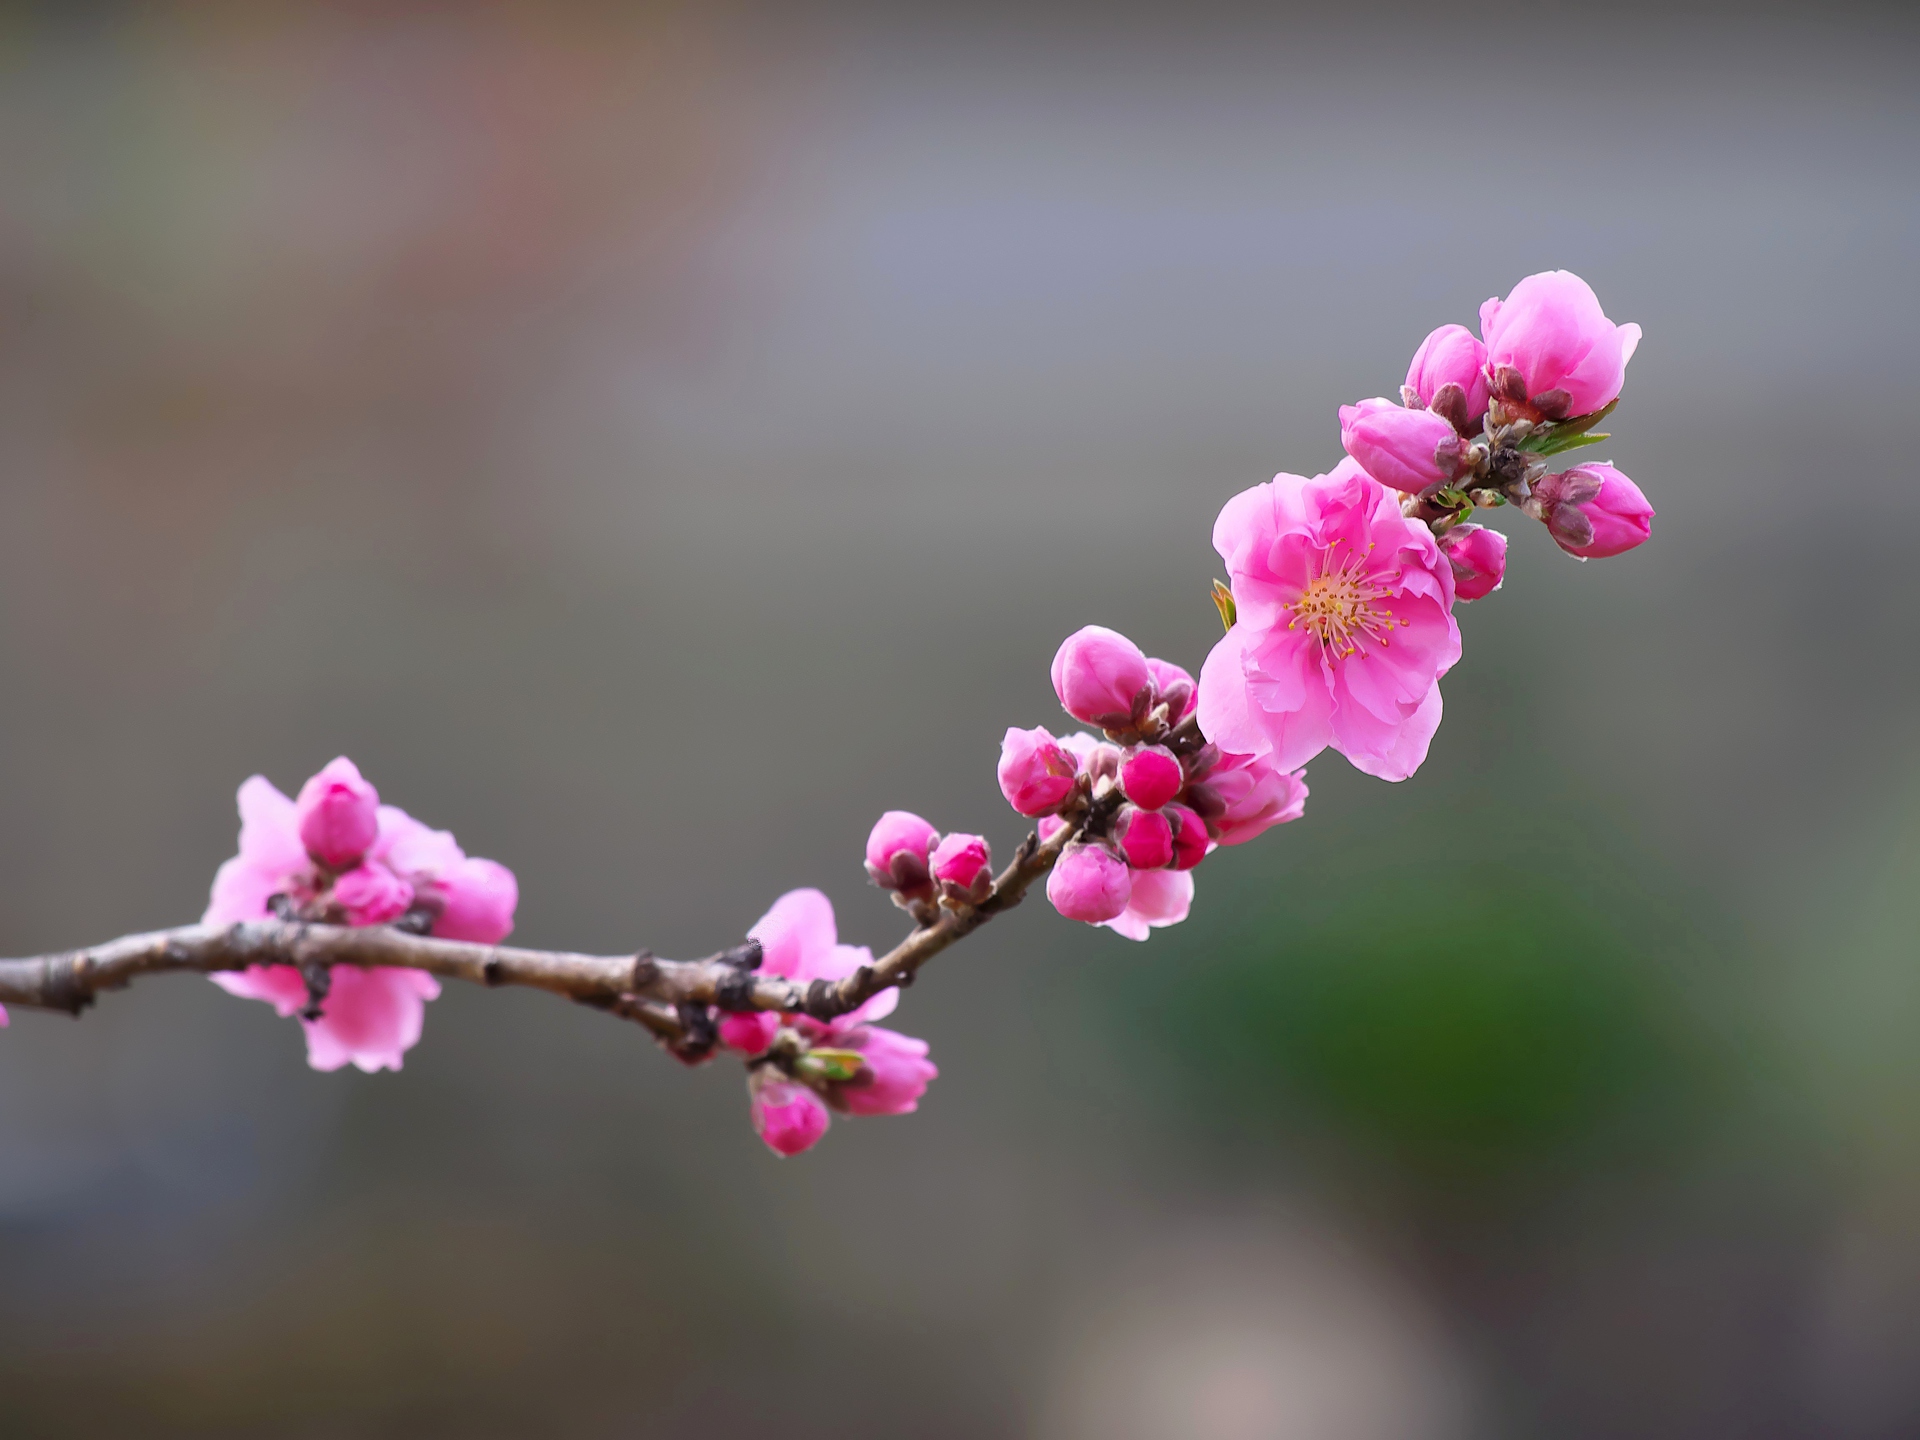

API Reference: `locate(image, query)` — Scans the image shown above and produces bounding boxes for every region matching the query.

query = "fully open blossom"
[1101,869,1195,942]
[998,726,1078,815]
[1338,398,1468,496]
[827,1026,938,1116]
[1197,461,1461,782]
[1481,270,1641,420]
[718,887,899,1054]
[1437,524,1508,601]
[1535,462,1654,559]
[750,1076,832,1157]
[1052,626,1154,729]
[204,763,516,1073]
[864,811,938,899]
[1047,841,1132,923]
[1404,323,1490,432]
[1185,752,1310,845]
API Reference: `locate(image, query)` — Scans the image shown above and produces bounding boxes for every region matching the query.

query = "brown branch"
[0,790,1118,1052]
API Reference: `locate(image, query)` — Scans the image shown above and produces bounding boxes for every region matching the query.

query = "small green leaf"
[797,1048,865,1082]
[1211,580,1237,632]
[1533,431,1610,457]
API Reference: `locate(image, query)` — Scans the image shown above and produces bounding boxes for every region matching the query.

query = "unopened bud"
[1339,398,1472,496]
[1113,804,1174,870]
[748,1073,831,1157]
[864,810,939,900]
[930,832,993,905]
[295,757,380,870]
[1404,323,1491,434]
[997,726,1077,816]
[1045,841,1132,923]
[1119,745,1183,811]
[1163,802,1210,871]
[1146,658,1197,723]
[1051,625,1154,730]
[1437,523,1508,602]
[1534,462,1653,559]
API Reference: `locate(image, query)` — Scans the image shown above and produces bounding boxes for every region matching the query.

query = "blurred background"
[0,1,1915,1435]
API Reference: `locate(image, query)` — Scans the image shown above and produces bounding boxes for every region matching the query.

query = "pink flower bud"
[1437,524,1507,601]
[828,1025,938,1116]
[750,1076,831,1157]
[1164,802,1209,871]
[1119,744,1183,811]
[1186,753,1309,846]
[1114,805,1174,870]
[1481,270,1641,420]
[1051,625,1153,729]
[1338,398,1469,496]
[719,1010,779,1056]
[430,857,518,944]
[1146,658,1197,722]
[997,726,1078,816]
[1535,462,1653,559]
[1038,814,1069,846]
[864,810,939,898]
[295,757,380,870]
[1060,731,1124,787]
[930,832,993,904]
[1403,323,1490,433]
[1046,841,1132,923]
[332,862,413,926]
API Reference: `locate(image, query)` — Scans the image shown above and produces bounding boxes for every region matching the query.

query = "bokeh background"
[1,2,1916,1436]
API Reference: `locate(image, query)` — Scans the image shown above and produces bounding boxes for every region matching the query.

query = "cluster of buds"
[1000,626,1307,940]
[1339,269,1653,593]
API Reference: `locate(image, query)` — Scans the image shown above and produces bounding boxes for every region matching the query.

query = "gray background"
[1,3,1917,1436]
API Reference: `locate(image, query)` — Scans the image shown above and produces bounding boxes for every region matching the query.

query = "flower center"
[1287,540,1400,658]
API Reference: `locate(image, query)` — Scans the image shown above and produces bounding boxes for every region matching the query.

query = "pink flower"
[1046,842,1132,923]
[827,1025,939,1116]
[1534,462,1653,559]
[1059,731,1123,785]
[1100,869,1195,942]
[718,1010,779,1056]
[1437,524,1507,601]
[203,761,517,1072]
[1338,398,1469,496]
[1404,323,1490,433]
[1038,814,1070,846]
[750,1076,831,1157]
[1185,751,1310,845]
[295,756,381,870]
[1146,658,1197,721]
[1163,803,1209,871]
[998,726,1078,816]
[931,832,993,903]
[747,888,896,1035]
[1119,745,1183,811]
[1197,461,1461,782]
[1114,805,1174,870]
[0,1004,9,1028]
[1051,626,1154,729]
[1480,270,1641,420]
[864,811,938,900]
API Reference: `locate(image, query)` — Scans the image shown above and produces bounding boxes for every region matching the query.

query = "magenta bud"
[1146,658,1197,722]
[827,1025,938,1117]
[1404,323,1490,433]
[1480,270,1641,419]
[1164,803,1209,871]
[1119,745,1183,811]
[864,810,939,899]
[1051,625,1153,729]
[997,726,1078,816]
[1437,524,1508,601]
[1114,805,1174,871]
[1037,815,1070,846]
[295,756,381,870]
[1338,398,1470,496]
[1045,841,1132,923]
[749,1076,831,1157]
[1535,462,1653,559]
[719,1010,779,1056]
[930,832,993,904]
